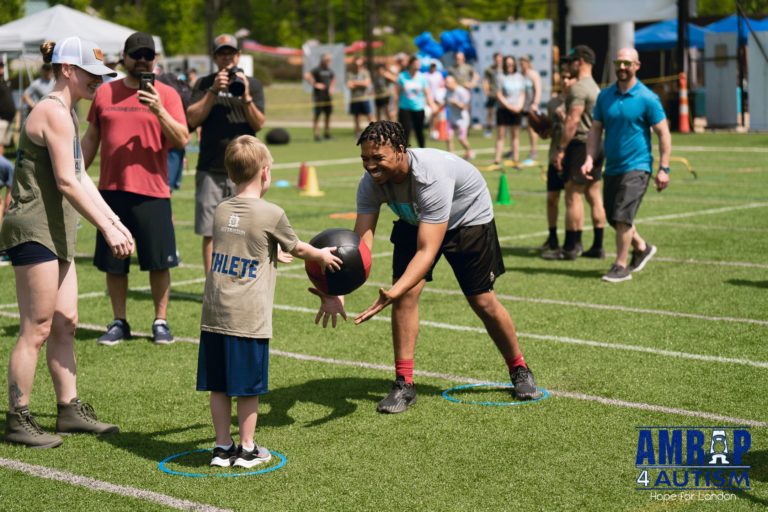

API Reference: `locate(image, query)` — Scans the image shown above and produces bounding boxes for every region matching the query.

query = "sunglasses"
[129,49,156,61]
[614,59,635,68]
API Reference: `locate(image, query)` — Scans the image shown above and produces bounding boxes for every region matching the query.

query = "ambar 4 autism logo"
[635,426,751,491]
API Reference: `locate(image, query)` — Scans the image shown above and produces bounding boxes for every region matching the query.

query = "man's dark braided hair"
[356,121,408,152]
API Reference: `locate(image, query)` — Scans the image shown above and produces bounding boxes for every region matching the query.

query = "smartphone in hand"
[139,72,155,91]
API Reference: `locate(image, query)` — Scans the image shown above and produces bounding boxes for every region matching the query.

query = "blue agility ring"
[441,382,549,406]
[158,449,287,478]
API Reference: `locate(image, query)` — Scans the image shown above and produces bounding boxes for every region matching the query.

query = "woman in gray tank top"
[0,37,133,448]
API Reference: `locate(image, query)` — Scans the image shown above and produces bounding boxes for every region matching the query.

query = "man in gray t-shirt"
[313,120,542,414]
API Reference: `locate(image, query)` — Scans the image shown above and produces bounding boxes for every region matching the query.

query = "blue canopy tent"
[705,14,767,45]
[635,19,710,51]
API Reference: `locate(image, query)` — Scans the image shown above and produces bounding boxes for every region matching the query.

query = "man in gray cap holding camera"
[82,31,189,346]
[187,34,266,273]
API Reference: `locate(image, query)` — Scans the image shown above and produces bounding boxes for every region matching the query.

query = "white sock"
[153,318,167,326]
[241,442,255,452]
[215,442,233,451]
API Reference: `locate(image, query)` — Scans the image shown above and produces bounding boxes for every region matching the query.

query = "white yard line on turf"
[0,309,764,427]
[0,458,232,512]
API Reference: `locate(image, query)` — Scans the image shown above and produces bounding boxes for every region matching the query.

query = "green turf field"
[0,112,766,511]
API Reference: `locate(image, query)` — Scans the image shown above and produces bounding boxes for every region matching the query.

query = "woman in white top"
[494,56,526,166]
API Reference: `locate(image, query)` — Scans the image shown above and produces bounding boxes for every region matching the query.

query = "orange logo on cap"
[93,48,104,62]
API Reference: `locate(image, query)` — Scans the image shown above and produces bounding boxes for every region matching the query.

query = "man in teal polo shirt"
[580,48,671,283]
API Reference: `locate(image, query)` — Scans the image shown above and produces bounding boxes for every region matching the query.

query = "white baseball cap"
[52,36,117,77]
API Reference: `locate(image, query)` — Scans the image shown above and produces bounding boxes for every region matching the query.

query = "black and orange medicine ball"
[305,228,371,295]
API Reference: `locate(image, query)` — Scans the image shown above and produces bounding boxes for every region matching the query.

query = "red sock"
[505,353,527,371]
[395,359,414,384]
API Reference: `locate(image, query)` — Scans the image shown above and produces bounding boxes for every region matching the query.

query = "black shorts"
[604,171,651,227]
[94,190,178,274]
[390,219,506,296]
[375,96,391,108]
[547,163,566,192]
[5,241,58,266]
[496,108,522,127]
[314,104,332,117]
[349,100,372,115]
[564,140,603,185]
[485,97,497,109]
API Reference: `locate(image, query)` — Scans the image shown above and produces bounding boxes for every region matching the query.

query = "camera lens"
[228,68,245,96]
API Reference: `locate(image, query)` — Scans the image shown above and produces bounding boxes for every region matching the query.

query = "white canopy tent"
[0,5,164,57]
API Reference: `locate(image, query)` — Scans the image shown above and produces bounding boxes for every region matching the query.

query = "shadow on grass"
[260,376,443,428]
[732,449,768,507]
[509,265,604,280]
[101,423,212,466]
[501,246,545,259]
[726,279,768,289]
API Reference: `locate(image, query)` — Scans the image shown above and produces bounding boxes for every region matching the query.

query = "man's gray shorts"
[195,170,235,237]
[604,171,651,227]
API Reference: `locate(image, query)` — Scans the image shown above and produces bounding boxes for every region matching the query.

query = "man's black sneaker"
[561,244,583,261]
[510,366,542,400]
[97,319,131,346]
[629,244,657,272]
[152,320,175,345]
[377,377,416,414]
[582,246,605,259]
[210,441,238,467]
[232,444,272,468]
[541,247,562,260]
[602,264,632,283]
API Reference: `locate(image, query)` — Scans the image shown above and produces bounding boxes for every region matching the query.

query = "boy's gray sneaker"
[582,246,606,259]
[561,244,583,261]
[629,244,657,272]
[210,441,238,467]
[5,407,63,448]
[97,319,131,346]
[377,377,416,414]
[232,444,272,468]
[152,320,174,345]
[510,366,542,400]
[602,264,632,283]
[541,247,562,260]
[56,398,119,435]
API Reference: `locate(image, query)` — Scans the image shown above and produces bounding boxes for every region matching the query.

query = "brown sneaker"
[56,398,119,435]
[5,407,63,448]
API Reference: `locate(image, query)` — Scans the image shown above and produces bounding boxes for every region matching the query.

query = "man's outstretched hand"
[354,288,394,325]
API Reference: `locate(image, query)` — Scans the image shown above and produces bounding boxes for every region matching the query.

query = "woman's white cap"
[52,36,117,77]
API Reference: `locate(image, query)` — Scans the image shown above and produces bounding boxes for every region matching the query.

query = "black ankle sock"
[548,227,558,248]
[592,227,604,249]
[576,230,583,245]
[563,230,577,250]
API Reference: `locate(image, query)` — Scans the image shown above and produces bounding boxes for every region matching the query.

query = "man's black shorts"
[496,107,522,127]
[547,163,566,192]
[390,219,506,296]
[349,100,371,115]
[603,171,651,227]
[564,140,603,185]
[94,190,178,274]
[314,104,333,117]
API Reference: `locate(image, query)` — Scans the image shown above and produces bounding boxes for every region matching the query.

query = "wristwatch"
[658,166,670,174]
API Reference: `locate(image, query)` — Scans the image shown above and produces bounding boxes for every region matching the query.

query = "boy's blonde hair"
[224,135,273,185]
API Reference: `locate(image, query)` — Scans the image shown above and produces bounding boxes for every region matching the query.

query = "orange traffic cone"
[300,166,325,197]
[679,73,690,134]
[297,161,308,190]
[438,118,449,141]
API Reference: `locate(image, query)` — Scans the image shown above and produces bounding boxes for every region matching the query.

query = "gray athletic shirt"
[356,148,494,230]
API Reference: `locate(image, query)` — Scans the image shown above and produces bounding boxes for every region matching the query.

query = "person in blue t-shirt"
[395,56,437,148]
[581,48,671,283]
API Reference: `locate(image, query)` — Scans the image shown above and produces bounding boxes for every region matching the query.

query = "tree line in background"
[0,0,766,56]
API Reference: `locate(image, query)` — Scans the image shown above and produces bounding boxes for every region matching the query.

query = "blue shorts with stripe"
[196,331,269,397]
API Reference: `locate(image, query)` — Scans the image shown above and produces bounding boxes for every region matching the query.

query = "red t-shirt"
[88,79,186,198]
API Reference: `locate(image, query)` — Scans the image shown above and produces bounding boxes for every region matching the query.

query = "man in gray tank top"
[313,120,542,413]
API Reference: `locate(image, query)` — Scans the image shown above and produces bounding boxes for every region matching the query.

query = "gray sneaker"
[152,320,175,345]
[56,398,119,435]
[602,264,632,283]
[5,407,63,448]
[97,319,131,346]
[377,378,417,414]
[629,244,657,272]
[510,366,542,400]
[561,244,583,261]
[541,247,562,260]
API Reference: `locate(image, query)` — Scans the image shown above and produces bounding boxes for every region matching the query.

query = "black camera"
[227,67,246,96]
